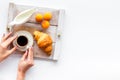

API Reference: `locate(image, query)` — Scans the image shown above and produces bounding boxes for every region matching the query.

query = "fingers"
[8,46,17,54]
[21,50,28,60]
[2,46,16,60]
[1,32,12,42]
[3,35,17,48]
[27,47,34,66]
[28,47,33,61]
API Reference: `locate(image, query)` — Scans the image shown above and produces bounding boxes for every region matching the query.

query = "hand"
[17,47,34,80]
[0,32,17,62]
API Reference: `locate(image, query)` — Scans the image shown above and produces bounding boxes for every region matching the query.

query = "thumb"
[21,50,28,60]
[4,46,17,58]
[8,46,17,55]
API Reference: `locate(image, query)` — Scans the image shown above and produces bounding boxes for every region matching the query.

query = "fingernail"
[29,46,33,49]
[15,34,18,37]
[26,49,28,53]
[14,35,18,38]
[15,46,17,49]
[8,32,13,35]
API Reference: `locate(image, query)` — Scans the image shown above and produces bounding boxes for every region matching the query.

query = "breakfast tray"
[7,2,65,61]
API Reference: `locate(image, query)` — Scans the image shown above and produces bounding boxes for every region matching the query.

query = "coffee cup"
[13,31,33,52]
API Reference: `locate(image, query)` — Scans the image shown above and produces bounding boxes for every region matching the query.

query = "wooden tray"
[7,2,65,61]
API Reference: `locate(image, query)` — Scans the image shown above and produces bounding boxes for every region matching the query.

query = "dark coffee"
[17,36,28,46]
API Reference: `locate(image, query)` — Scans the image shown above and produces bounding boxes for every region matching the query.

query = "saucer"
[13,30,33,52]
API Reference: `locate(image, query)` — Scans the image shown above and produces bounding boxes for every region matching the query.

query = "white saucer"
[13,30,33,52]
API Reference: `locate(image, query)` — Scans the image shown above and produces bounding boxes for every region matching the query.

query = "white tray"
[7,2,65,61]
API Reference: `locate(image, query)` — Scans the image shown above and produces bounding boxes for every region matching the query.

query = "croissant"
[34,31,53,55]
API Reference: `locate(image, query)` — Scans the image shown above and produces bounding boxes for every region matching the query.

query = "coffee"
[17,36,28,46]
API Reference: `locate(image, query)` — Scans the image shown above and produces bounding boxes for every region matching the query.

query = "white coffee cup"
[13,30,33,52]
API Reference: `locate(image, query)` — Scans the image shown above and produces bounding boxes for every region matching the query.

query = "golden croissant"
[34,31,53,55]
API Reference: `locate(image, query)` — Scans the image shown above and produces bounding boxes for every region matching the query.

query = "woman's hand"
[0,32,17,62]
[18,47,34,73]
[17,47,34,80]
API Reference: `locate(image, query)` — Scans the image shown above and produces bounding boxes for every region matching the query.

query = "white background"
[0,0,120,80]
